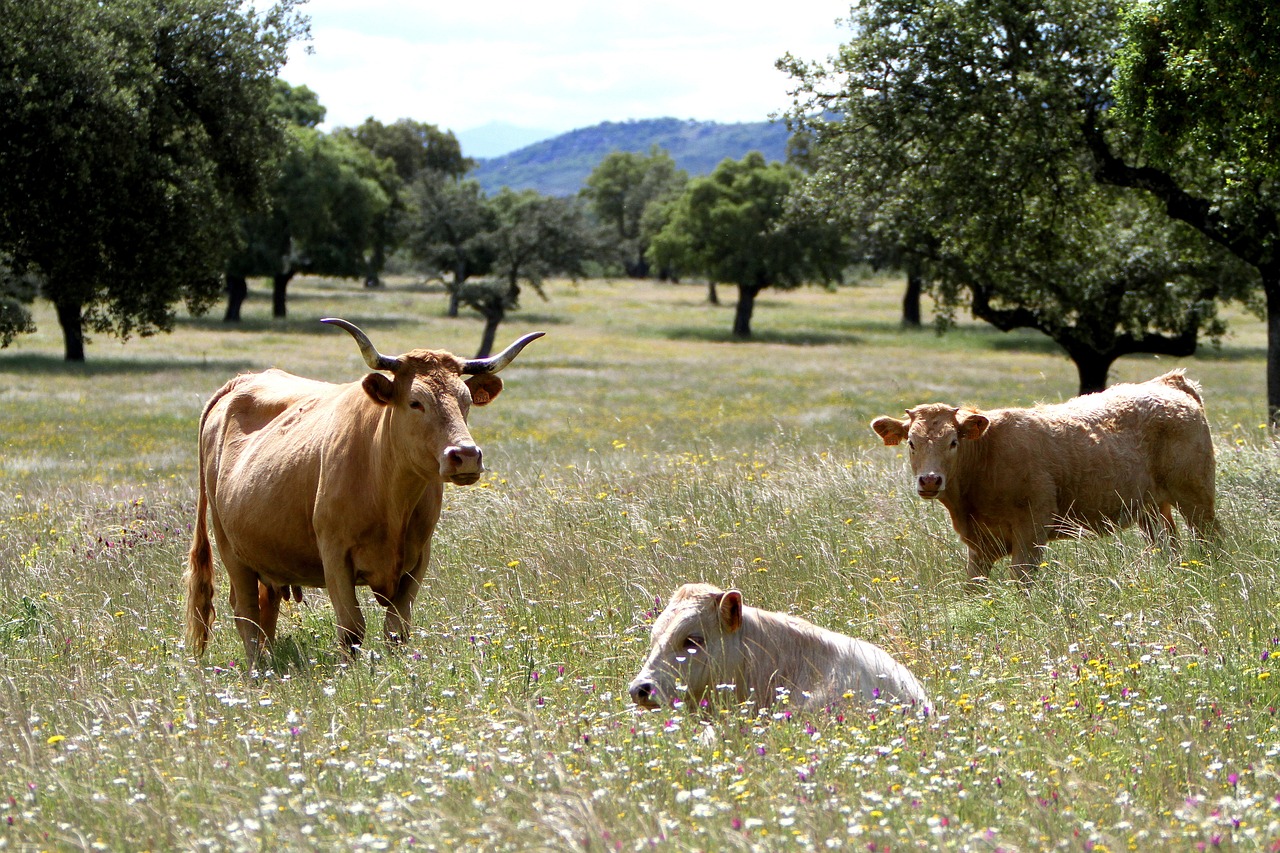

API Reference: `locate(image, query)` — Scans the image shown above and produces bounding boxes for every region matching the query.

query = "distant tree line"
[3,0,1279,425]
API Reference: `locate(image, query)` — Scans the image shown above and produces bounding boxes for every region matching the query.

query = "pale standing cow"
[870,369,1216,586]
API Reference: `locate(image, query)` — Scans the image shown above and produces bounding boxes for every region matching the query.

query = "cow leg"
[1009,542,1045,589]
[1175,492,1219,543]
[257,583,284,644]
[322,555,366,654]
[963,548,995,592]
[225,563,267,672]
[1139,503,1178,550]
[382,565,425,644]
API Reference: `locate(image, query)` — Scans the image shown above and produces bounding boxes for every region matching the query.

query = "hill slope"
[470,117,791,196]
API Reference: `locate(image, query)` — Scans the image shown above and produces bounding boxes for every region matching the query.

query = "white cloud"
[283,1,851,133]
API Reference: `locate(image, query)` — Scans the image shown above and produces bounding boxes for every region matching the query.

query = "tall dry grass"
[0,275,1277,850]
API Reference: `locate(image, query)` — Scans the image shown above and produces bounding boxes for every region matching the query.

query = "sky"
[280,0,853,140]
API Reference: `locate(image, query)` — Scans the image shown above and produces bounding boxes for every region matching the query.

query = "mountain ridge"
[468,117,791,197]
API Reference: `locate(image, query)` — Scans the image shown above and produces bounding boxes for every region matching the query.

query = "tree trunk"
[902,266,923,328]
[55,300,85,362]
[733,284,760,338]
[708,281,719,305]
[476,309,504,358]
[626,253,650,279]
[1072,352,1115,396]
[365,219,387,287]
[272,271,293,318]
[1265,271,1280,425]
[447,261,466,318]
[224,274,248,322]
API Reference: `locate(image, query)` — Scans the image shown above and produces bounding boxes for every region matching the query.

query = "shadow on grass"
[984,335,1068,356]
[0,353,254,376]
[659,325,866,347]
[179,314,377,334]
[180,311,569,336]
[1190,344,1267,363]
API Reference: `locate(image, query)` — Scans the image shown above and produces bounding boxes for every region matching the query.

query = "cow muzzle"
[628,678,663,709]
[916,473,944,498]
[441,443,483,484]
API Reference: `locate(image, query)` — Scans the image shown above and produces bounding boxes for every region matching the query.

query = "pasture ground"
[1,275,1278,851]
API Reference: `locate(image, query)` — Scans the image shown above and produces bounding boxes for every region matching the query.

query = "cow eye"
[409,400,425,411]
[950,438,958,449]
[684,635,705,652]
[907,439,915,450]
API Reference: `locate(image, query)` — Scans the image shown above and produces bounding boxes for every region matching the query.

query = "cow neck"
[339,385,439,513]
[942,421,995,511]
[736,607,837,700]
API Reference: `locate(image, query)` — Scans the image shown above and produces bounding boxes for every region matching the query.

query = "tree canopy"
[224,85,392,320]
[1116,0,1280,179]
[782,0,1261,394]
[648,152,848,338]
[337,118,472,285]
[0,0,305,360]
[582,147,688,278]
[399,174,496,315]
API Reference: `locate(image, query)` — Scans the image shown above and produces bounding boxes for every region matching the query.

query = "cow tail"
[186,384,233,658]
[1160,369,1204,407]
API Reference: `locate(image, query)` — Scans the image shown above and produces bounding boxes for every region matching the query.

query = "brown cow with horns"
[870,370,1217,588]
[185,319,543,669]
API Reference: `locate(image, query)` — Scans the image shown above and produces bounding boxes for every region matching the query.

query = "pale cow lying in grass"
[628,583,929,712]
[870,369,1217,588]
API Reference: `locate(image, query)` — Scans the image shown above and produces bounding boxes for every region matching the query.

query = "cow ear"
[871,416,908,446]
[957,411,990,440]
[717,590,743,634]
[362,373,395,406]
[465,374,504,406]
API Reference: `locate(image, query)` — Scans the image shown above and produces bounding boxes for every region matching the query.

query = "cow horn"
[462,331,546,375]
[320,318,401,371]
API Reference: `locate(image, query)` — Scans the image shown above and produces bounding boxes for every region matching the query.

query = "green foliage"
[333,118,472,286]
[399,174,496,286]
[783,0,1259,392]
[230,126,392,282]
[648,152,848,336]
[270,78,326,129]
[1116,0,1280,178]
[0,253,37,347]
[337,117,471,184]
[471,118,790,196]
[487,189,601,294]
[0,0,306,359]
[582,147,688,277]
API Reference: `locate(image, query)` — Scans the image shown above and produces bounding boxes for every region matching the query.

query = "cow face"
[628,583,745,710]
[871,405,989,498]
[361,353,504,485]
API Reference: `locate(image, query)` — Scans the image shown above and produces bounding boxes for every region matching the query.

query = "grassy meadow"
[1,275,1279,851]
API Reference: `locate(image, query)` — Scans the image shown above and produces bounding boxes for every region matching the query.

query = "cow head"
[871,404,989,498]
[322,318,543,486]
[628,583,745,710]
